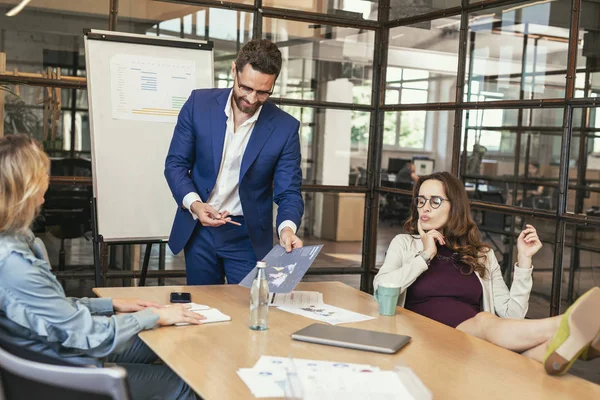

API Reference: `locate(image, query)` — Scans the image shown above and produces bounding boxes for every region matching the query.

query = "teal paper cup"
[375,286,401,316]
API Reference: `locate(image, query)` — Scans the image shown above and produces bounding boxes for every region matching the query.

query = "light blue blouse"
[0,230,158,365]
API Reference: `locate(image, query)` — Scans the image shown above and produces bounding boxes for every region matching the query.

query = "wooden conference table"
[94,282,600,400]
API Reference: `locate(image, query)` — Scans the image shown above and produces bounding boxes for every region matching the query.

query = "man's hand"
[190,201,240,227]
[112,298,164,313]
[151,304,205,326]
[280,227,303,253]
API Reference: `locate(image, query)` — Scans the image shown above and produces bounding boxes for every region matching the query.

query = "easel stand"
[91,198,181,287]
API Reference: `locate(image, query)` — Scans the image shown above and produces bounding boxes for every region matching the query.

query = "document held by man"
[239,245,323,293]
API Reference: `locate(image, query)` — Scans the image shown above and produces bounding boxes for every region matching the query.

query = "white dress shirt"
[183,89,296,236]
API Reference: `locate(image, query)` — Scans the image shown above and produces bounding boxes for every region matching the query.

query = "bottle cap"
[256,261,267,269]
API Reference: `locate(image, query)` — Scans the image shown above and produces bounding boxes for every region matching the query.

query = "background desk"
[321,193,365,241]
[94,282,600,400]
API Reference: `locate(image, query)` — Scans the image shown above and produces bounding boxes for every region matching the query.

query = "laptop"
[291,323,411,354]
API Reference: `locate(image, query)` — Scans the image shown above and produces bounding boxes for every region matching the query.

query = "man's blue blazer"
[164,88,304,260]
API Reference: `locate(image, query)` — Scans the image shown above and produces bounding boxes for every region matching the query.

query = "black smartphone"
[170,292,191,303]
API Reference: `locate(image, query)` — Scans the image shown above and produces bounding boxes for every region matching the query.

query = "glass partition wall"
[2,0,600,323]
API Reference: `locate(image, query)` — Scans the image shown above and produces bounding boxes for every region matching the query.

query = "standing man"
[165,39,304,285]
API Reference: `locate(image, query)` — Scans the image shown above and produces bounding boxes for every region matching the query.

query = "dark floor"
[41,220,600,385]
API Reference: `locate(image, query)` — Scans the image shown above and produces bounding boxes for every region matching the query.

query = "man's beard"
[232,90,262,115]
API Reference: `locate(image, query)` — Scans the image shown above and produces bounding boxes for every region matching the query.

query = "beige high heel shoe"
[543,287,600,375]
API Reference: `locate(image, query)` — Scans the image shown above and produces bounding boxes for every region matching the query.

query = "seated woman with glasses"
[374,171,600,375]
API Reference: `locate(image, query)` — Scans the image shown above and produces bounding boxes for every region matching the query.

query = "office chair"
[475,189,510,271]
[530,186,558,211]
[478,191,507,229]
[380,182,413,227]
[0,344,130,400]
[42,158,93,270]
[383,195,412,227]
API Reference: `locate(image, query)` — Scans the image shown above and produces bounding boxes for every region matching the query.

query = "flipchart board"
[85,29,213,242]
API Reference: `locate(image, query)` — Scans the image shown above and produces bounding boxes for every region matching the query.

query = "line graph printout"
[110,54,195,123]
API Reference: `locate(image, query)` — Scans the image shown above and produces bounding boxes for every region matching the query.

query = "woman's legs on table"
[456,312,560,359]
[456,287,600,375]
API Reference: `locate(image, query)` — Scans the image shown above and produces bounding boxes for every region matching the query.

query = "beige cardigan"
[373,234,533,318]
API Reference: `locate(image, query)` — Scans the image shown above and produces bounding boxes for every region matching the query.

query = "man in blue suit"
[165,39,304,285]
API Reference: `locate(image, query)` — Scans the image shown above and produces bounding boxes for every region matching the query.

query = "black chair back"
[0,338,129,400]
[475,190,507,231]
[41,158,93,239]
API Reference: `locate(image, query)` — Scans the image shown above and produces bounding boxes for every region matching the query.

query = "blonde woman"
[0,134,202,399]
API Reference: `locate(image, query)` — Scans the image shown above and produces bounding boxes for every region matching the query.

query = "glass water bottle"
[249,261,269,330]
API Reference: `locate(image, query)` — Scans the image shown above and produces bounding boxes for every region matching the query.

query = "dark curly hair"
[235,39,282,77]
[403,172,490,278]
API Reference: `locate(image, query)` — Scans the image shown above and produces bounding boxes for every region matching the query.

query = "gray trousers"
[107,337,198,400]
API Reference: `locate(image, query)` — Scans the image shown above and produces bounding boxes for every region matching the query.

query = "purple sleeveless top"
[405,245,482,328]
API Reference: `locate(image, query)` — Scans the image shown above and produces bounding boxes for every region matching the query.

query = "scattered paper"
[301,370,417,400]
[276,304,375,325]
[253,356,378,374]
[269,291,323,307]
[237,356,427,399]
[237,368,285,398]
[237,356,381,398]
[239,245,323,293]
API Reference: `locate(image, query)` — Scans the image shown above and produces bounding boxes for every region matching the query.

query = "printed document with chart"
[110,54,195,123]
[239,245,323,293]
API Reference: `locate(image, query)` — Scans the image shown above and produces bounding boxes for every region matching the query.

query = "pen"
[271,293,276,304]
[211,216,242,226]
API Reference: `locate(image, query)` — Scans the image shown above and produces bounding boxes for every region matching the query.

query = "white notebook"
[172,303,231,325]
[195,308,231,324]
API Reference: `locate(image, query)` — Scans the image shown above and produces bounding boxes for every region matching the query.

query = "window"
[264,19,374,105]
[144,8,253,88]
[351,86,371,148]
[465,81,506,153]
[382,67,429,149]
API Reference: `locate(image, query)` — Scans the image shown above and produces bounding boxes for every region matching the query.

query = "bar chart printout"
[110,54,196,123]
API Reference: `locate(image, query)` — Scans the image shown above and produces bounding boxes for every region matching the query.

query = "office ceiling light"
[5,0,32,17]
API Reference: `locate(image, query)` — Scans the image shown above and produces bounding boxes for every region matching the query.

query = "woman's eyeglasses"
[236,72,274,101]
[414,195,449,209]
